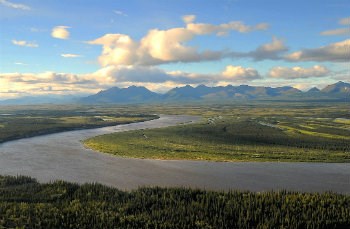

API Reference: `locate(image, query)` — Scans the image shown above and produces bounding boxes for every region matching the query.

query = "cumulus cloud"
[61,54,82,58]
[0,72,94,84]
[230,37,288,60]
[51,26,70,39]
[186,20,269,36]
[89,30,224,66]
[93,64,261,85]
[255,37,288,54]
[0,71,102,98]
[139,28,223,64]
[12,39,38,48]
[93,65,177,83]
[0,64,262,98]
[268,65,330,79]
[168,65,261,83]
[88,34,139,66]
[222,65,261,81]
[339,17,350,25]
[89,16,268,66]
[91,62,261,85]
[0,0,30,10]
[285,39,350,62]
[321,17,350,36]
[182,15,196,24]
[321,28,350,36]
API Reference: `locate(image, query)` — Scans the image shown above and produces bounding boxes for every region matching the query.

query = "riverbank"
[0,115,348,193]
[84,115,350,163]
[0,113,158,144]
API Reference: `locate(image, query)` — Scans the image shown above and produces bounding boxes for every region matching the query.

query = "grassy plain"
[1,175,349,228]
[0,105,157,143]
[84,102,350,162]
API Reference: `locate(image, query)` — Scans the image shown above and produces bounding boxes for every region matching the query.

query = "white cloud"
[93,64,261,85]
[14,62,27,65]
[51,26,70,39]
[89,16,268,66]
[321,17,350,36]
[139,28,216,63]
[321,28,350,36]
[12,39,38,48]
[230,36,288,60]
[186,20,269,36]
[0,71,102,98]
[88,34,139,66]
[114,10,127,16]
[258,37,287,53]
[268,65,330,79]
[61,54,82,58]
[339,17,350,25]
[285,39,350,62]
[93,65,175,83]
[0,64,263,98]
[252,36,288,60]
[89,30,223,66]
[0,0,30,10]
[222,65,261,81]
[182,15,196,24]
[30,27,46,33]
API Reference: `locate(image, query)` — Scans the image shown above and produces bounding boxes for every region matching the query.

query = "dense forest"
[1,176,349,228]
[85,116,350,162]
[0,107,157,143]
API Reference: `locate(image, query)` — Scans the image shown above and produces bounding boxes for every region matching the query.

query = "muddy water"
[0,115,349,193]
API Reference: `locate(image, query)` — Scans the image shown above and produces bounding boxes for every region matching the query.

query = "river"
[0,115,349,193]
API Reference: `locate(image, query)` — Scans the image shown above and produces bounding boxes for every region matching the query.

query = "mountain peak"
[79,81,350,104]
[307,87,320,93]
[196,84,209,89]
[80,85,160,104]
[321,81,350,94]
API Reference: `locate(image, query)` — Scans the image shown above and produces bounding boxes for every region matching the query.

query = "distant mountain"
[163,84,302,101]
[1,81,348,105]
[307,87,320,93]
[80,86,161,104]
[321,81,350,94]
[80,81,349,104]
[0,95,79,105]
[164,85,223,100]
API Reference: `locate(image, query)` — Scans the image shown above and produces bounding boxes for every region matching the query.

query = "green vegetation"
[0,105,157,143]
[85,104,350,162]
[0,175,349,228]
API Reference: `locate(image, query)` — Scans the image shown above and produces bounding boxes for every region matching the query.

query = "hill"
[80,81,349,104]
[1,81,348,105]
[80,86,161,104]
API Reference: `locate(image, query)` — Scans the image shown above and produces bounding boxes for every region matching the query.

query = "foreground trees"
[0,176,349,228]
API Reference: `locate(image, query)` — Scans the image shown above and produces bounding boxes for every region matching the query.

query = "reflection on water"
[0,115,349,193]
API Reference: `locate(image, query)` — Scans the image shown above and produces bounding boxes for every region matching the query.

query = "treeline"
[0,176,349,228]
[193,119,350,152]
[0,114,157,143]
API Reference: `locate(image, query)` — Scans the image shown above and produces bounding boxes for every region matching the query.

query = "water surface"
[0,115,349,193]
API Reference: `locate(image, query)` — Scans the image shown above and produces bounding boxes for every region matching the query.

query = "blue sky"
[0,0,349,98]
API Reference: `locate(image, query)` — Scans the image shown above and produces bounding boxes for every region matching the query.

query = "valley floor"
[84,104,350,163]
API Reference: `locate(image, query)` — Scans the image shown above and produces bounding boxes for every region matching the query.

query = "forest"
[0,105,157,143]
[84,104,350,162]
[1,175,349,228]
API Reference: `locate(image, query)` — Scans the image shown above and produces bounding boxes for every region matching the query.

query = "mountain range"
[80,81,349,104]
[1,81,349,105]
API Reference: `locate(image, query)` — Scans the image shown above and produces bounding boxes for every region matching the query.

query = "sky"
[0,0,349,98]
